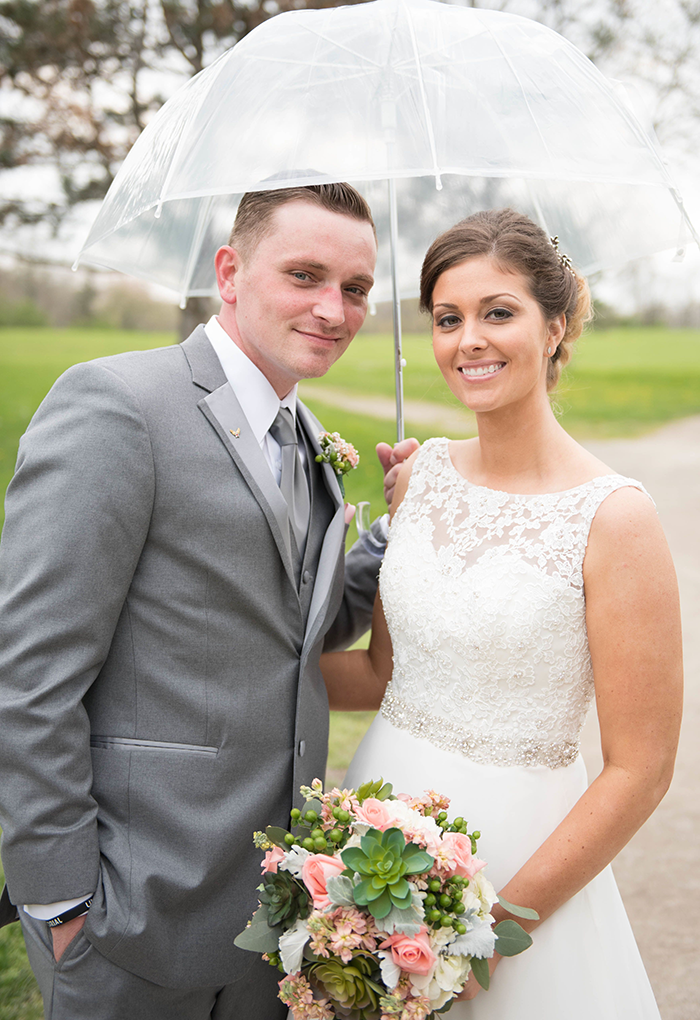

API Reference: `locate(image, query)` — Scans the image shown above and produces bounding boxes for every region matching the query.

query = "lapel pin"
[229,428,241,439]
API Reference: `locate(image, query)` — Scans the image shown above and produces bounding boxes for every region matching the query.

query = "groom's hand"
[377,438,420,507]
[51,914,87,962]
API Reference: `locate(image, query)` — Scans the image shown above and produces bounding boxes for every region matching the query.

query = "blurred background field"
[3,323,700,520]
[1,321,700,1017]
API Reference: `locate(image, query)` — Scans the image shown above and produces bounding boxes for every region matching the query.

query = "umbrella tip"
[71,258,80,272]
[434,172,443,192]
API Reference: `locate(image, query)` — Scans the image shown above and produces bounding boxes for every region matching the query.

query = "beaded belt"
[380,687,579,770]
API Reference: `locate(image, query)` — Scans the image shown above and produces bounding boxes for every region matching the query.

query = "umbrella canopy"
[76,0,698,301]
[75,0,699,436]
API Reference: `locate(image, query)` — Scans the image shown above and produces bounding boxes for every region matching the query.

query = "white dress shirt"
[204,315,305,480]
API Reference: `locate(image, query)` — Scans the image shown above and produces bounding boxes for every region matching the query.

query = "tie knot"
[269,406,297,448]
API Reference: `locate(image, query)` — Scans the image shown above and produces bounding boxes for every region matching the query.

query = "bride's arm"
[458,484,682,998]
[321,450,420,711]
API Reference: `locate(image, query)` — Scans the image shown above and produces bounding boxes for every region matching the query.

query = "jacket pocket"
[90,736,218,755]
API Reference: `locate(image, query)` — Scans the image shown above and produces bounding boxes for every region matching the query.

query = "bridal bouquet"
[235,778,536,1019]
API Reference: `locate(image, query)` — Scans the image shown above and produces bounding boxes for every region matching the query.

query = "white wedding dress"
[345,438,661,1019]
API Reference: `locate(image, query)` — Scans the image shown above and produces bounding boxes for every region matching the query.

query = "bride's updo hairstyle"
[420,208,592,391]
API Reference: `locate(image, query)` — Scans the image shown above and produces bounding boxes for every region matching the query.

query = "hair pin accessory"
[549,235,575,275]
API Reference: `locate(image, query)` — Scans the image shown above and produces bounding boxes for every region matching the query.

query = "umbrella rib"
[404,0,442,188]
[292,26,382,69]
[480,18,554,167]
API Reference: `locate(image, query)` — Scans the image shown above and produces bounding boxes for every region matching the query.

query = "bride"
[320,209,682,1018]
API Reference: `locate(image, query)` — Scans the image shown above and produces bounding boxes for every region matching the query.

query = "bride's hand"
[454,953,502,1001]
[377,438,420,506]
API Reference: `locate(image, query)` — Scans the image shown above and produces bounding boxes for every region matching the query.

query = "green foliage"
[470,954,491,990]
[496,894,539,921]
[0,855,42,1020]
[492,919,533,957]
[233,903,282,953]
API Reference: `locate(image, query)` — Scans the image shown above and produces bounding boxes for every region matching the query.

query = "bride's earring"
[547,346,552,355]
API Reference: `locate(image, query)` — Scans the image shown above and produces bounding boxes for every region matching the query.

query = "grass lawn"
[0,322,698,1013]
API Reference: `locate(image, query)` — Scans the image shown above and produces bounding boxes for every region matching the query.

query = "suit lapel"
[199,384,297,593]
[182,327,298,593]
[297,402,346,655]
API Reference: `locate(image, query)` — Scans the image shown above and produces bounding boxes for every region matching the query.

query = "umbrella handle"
[388,178,405,443]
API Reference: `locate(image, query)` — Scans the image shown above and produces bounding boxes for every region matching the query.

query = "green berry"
[302,837,315,851]
[284,833,295,846]
[428,909,442,923]
[429,879,442,893]
[472,830,481,839]
[290,808,301,821]
[310,828,324,839]
[314,837,327,851]
[440,915,453,928]
[455,922,467,936]
[338,809,350,823]
[329,829,343,843]
[439,893,452,909]
[424,894,436,908]
[438,812,448,822]
[453,817,464,829]
[304,810,318,823]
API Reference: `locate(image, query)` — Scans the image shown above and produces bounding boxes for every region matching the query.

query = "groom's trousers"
[21,912,286,1020]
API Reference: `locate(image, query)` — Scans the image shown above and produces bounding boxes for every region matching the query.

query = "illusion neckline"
[441,438,620,499]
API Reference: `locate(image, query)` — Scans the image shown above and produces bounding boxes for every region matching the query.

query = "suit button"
[302,571,312,584]
[298,740,306,757]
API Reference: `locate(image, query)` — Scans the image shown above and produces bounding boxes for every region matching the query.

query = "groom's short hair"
[229,183,376,258]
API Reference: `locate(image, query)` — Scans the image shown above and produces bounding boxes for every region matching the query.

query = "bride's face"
[430,256,565,414]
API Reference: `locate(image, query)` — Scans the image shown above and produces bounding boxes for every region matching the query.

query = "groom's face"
[216,200,376,397]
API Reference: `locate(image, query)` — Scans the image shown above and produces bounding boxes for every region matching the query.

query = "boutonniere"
[315,431,359,498]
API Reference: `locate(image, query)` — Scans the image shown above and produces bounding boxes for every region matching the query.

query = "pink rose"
[380,927,436,976]
[354,797,393,830]
[440,832,486,879]
[261,846,286,874]
[301,854,347,910]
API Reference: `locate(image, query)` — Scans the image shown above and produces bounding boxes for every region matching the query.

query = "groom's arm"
[0,362,154,909]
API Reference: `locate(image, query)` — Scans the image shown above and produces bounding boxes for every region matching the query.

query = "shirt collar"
[204,315,298,443]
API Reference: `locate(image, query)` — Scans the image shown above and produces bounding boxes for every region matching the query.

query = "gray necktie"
[269,407,310,560]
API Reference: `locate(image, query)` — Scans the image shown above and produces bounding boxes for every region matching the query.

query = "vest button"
[298,740,306,757]
[302,571,313,584]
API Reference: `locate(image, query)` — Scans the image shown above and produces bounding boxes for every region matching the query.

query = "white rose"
[471,870,498,913]
[433,953,472,993]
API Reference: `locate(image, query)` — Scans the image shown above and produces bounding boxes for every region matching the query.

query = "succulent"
[310,954,383,1015]
[258,871,310,927]
[341,827,434,919]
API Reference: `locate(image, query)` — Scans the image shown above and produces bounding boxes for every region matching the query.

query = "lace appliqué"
[379,438,650,770]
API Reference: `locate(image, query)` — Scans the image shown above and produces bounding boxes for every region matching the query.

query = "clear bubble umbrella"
[75,0,699,439]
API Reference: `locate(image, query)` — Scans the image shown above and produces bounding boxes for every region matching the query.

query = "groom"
[0,182,415,1018]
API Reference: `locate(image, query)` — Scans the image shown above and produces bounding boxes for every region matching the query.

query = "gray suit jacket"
[0,327,381,989]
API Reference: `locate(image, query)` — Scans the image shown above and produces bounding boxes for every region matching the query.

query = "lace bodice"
[379,438,649,769]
